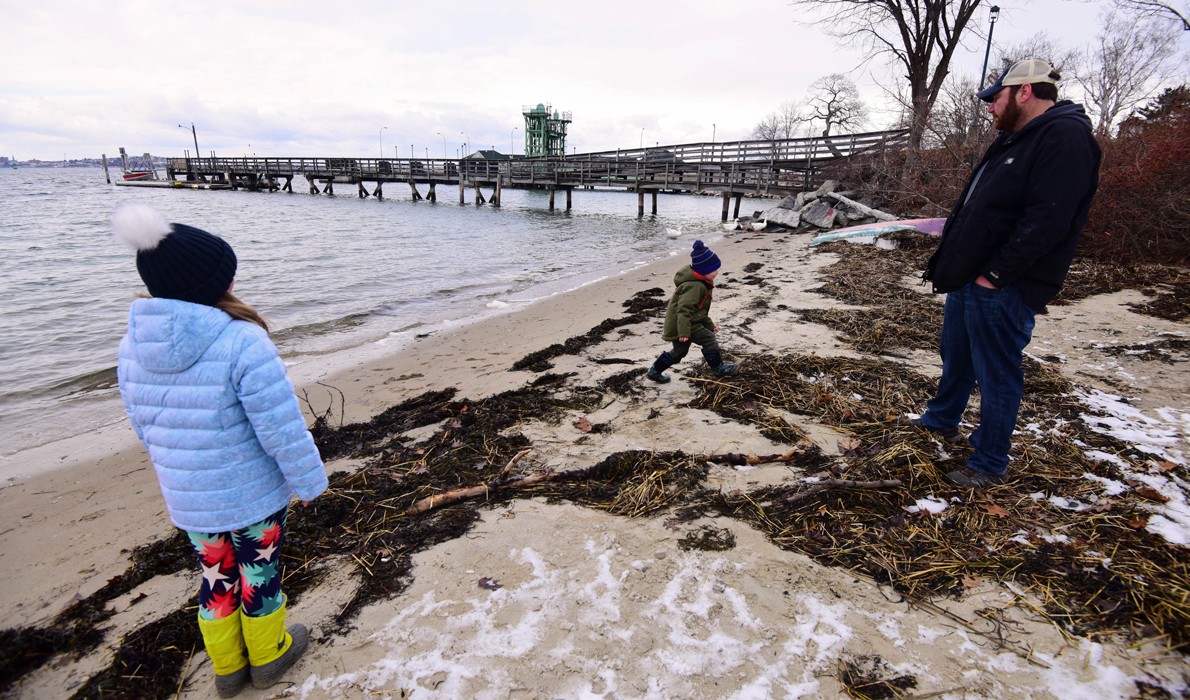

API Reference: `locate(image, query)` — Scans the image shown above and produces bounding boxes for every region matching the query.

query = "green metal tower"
[522,103,572,157]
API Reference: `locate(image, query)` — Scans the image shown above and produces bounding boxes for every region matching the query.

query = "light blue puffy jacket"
[117,297,328,532]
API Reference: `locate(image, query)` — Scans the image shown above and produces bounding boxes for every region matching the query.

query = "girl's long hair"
[215,292,270,333]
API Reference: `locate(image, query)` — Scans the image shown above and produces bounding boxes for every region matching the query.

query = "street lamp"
[460,131,470,156]
[979,6,1001,89]
[178,122,200,159]
[640,128,645,149]
[510,126,518,155]
[712,123,716,143]
[437,132,447,159]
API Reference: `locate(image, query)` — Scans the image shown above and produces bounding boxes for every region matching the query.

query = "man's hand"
[975,275,996,289]
[679,337,689,343]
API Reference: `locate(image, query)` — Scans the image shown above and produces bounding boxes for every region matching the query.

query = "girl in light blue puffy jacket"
[113,203,327,697]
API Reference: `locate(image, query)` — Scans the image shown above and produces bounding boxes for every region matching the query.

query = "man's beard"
[994,96,1021,132]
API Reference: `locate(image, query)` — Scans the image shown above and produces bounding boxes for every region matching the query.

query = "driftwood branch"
[781,478,903,505]
[823,192,898,222]
[406,451,550,516]
[497,449,532,479]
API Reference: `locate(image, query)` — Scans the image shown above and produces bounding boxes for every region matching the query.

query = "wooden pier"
[155,130,908,220]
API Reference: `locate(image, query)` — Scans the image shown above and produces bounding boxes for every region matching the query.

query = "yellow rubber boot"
[196,611,249,698]
[241,597,309,689]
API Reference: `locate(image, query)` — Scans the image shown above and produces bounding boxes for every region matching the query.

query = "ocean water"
[0,167,735,455]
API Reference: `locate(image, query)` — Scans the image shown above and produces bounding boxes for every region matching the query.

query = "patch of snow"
[904,496,950,515]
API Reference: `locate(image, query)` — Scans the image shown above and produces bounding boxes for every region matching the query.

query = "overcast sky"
[0,0,1134,160]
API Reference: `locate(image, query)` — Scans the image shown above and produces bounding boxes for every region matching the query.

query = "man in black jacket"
[913,58,1101,488]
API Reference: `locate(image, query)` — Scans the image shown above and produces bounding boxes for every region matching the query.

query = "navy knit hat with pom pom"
[690,239,721,276]
[111,203,237,306]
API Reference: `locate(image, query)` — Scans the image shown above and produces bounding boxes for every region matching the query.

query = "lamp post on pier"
[510,127,518,155]
[639,128,644,150]
[178,122,200,157]
[379,126,388,158]
[437,132,447,159]
[178,122,200,178]
[979,6,1001,89]
[460,131,470,157]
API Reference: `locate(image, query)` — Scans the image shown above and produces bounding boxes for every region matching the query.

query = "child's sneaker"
[712,363,738,378]
[646,367,671,383]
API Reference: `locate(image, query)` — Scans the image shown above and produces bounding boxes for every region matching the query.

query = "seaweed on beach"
[801,235,942,354]
[678,525,737,552]
[838,655,917,700]
[1057,262,1189,318]
[510,287,666,372]
[1098,335,1190,364]
[310,387,459,461]
[691,352,1190,652]
[600,367,649,396]
[0,383,601,696]
[1125,271,1190,322]
[70,608,197,699]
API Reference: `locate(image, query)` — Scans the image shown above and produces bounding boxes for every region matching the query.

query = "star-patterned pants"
[186,507,287,621]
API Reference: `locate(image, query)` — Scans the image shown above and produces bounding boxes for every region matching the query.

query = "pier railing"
[163,129,909,195]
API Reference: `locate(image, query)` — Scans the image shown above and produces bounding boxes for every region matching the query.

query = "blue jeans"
[919,283,1036,477]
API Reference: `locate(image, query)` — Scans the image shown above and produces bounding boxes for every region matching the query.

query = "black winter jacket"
[925,101,1101,311]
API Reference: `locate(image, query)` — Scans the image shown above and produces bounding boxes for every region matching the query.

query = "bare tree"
[798,74,870,137]
[990,34,1080,85]
[788,0,985,149]
[1075,9,1181,136]
[928,73,990,150]
[1113,0,1190,30]
[752,102,802,140]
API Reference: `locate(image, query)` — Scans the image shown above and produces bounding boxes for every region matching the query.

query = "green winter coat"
[663,266,715,341]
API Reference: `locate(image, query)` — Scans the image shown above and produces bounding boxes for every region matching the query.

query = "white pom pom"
[111,203,172,251]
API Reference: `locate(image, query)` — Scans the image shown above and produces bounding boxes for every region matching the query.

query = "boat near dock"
[107,147,231,189]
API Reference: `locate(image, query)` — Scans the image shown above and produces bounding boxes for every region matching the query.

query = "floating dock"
[113,179,231,190]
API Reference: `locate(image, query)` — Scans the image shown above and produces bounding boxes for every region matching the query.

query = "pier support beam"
[566,188,572,211]
[651,191,657,215]
[408,181,422,201]
[733,193,742,220]
[491,179,501,207]
[721,192,730,221]
[358,181,369,198]
[373,181,384,199]
[638,189,644,217]
[549,188,556,211]
[283,176,293,193]
[459,183,465,204]
[428,183,437,202]
[474,186,486,205]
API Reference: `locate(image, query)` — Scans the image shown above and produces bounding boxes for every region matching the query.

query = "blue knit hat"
[690,240,721,276]
[112,203,237,306]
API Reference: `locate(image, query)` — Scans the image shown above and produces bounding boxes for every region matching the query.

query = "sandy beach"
[1,229,1187,699]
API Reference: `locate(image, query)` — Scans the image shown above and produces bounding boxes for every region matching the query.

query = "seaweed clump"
[511,287,666,372]
[692,352,1189,651]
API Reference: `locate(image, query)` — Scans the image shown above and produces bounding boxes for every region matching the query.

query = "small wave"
[45,366,119,398]
[271,312,371,342]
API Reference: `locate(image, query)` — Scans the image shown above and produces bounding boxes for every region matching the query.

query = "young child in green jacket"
[647,239,739,383]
